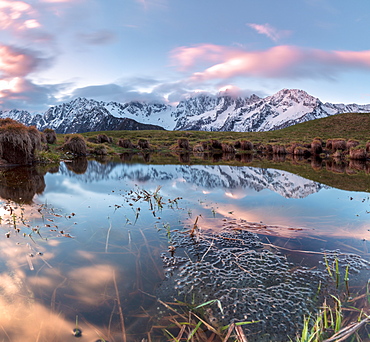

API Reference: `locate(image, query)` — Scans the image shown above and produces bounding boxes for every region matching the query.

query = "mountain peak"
[1,88,369,133]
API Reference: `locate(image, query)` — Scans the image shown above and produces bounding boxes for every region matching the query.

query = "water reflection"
[0,160,369,340]
[0,166,46,203]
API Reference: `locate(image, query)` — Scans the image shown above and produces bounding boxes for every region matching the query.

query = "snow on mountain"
[59,161,327,199]
[105,101,175,130]
[0,89,369,133]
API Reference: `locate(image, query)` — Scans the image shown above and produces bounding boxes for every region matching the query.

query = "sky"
[0,0,370,112]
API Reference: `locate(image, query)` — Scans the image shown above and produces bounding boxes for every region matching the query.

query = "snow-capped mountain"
[0,98,164,133]
[58,161,327,199]
[0,89,369,133]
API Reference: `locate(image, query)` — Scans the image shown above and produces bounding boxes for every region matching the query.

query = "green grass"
[78,112,370,149]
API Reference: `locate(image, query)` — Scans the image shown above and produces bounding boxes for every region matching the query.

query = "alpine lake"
[1,152,370,342]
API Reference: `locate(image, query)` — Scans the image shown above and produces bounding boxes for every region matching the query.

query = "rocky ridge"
[1,89,369,133]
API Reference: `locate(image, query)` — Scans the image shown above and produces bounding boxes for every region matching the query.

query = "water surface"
[0,159,369,341]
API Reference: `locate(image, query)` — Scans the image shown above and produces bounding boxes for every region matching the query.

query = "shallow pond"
[0,159,369,341]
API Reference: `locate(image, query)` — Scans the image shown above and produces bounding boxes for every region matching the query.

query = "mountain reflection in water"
[0,159,369,341]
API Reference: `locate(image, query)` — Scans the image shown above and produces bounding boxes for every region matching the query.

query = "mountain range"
[59,161,327,199]
[1,89,369,133]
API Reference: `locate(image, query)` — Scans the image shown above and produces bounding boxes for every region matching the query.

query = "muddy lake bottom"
[0,158,370,341]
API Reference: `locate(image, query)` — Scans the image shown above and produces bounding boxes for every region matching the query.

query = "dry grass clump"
[331,139,346,151]
[272,144,287,155]
[366,141,370,153]
[62,134,87,156]
[0,118,19,127]
[311,139,323,154]
[286,142,301,154]
[28,126,42,152]
[293,146,311,157]
[97,134,112,144]
[43,128,57,144]
[118,138,135,149]
[326,139,333,150]
[0,119,42,165]
[137,139,150,149]
[221,143,235,153]
[264,144,273,153]
[193,144,204,152]
[177,138,190,150]
[90,144,107,155]
[239,140,253,151]
[346,139,360,150]
[210,139,222,150]
[234,140,241,149]
[349,147,367,160]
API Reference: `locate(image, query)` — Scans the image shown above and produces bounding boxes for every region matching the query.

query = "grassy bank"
[78,112,370,149]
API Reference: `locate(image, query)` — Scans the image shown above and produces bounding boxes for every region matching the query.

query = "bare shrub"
[118,138,135,149]
[221,143,235,153]
[62,134,87,156]
[43,128,57,144]
[349,148,367,160]
[177,138,190,150]
[137,139,150,149]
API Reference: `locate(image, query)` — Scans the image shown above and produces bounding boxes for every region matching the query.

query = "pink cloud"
[170,44,233,71]
[0,44,56,108]
[0,45,43,77]
[0,0,42,31]
[247,23,291,42]
[170,44,370,81]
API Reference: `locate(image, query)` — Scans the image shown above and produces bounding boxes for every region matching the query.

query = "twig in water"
[105,219,112,253]
[113,270,127,342]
